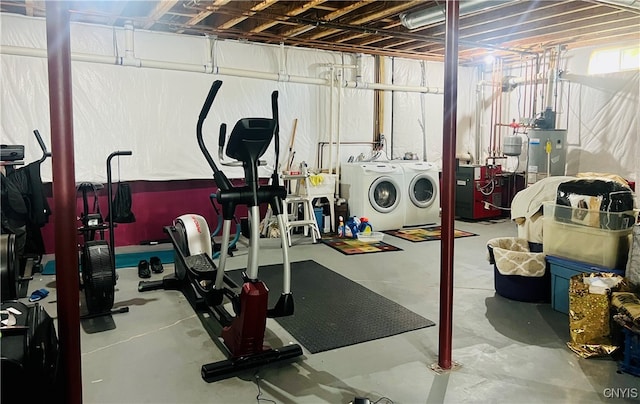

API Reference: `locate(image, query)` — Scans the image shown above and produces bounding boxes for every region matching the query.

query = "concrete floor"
[28,218,638,403]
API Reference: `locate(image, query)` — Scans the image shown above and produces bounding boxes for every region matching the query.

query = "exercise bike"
[138,80,303,382]
[77,151,132,319]
[1,129,51,302]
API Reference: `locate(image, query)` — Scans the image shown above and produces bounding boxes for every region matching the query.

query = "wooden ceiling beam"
[217,0,279,30]
[422,13,638,55]
[104,1,130,26]
[143,0,179,29]
[389,3,625,54]
[279,0,374,38]
[249,0,327,33]
[176,0,233,34]
[306,0,421,40]
[335,33,369,44]
[186,0,232,26]
[24,0,34,16]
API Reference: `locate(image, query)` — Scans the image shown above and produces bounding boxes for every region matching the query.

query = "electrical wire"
[484,201,511,211]
[254,373,276,404]
[372,397,394,404]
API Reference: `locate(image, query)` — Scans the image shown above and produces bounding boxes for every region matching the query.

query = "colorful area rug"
[383,226,478,242]
[320,237,402,255]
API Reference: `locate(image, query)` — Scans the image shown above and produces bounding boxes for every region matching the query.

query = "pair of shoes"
[150,256,164,273]
[138,260,151,278]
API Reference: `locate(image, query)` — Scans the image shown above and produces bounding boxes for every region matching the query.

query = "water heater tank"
[503,136,523,156]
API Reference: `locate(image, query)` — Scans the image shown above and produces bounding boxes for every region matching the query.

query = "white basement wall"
[3,13,635,200]
[0,13,477,183]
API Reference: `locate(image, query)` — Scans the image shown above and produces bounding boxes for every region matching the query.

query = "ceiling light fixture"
[484,55,495,65]
[399,0,509,30]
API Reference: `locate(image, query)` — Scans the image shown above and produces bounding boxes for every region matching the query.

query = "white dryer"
[398,161,440,227]
[340,162,405,231]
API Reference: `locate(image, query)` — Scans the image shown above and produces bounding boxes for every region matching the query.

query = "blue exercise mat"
[42,249,175,275]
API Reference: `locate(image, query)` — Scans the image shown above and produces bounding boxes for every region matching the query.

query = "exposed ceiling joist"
[0,0,636,66]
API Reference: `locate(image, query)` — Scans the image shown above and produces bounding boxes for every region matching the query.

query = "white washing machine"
[397,161,440,227]
[340,162,405,231]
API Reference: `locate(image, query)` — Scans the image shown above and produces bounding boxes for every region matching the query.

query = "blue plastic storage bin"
[619,327,640,377]
[546,255,625,315]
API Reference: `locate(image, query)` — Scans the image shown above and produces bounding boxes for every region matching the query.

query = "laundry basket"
[487,237,550,303]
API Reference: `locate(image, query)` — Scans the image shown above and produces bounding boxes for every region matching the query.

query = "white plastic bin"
[542,203,637,269]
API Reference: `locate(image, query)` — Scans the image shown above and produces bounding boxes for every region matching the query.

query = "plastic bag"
[107,183,135,223]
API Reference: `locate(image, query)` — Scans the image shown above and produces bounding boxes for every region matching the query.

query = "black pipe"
[106,151,132,269]
[45,2,82,402]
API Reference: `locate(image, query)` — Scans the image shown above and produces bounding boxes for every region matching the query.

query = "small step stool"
[281,165,321,246]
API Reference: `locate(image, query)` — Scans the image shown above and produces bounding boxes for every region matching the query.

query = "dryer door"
[368,176,401,213]
[409,174,437,208]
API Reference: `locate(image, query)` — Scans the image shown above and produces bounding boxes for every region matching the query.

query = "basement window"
[588,46,640,75]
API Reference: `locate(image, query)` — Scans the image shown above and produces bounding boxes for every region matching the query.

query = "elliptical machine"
[138,80,302,382]
[76,151,132,319]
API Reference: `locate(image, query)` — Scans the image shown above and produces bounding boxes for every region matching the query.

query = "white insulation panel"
[1,13,638,200]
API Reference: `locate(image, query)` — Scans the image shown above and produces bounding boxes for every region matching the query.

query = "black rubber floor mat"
[228,260,435,354]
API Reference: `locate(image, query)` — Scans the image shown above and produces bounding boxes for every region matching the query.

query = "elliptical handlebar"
[33,130,52,163]
[199,80,223,123]
[217,123,242,167]
[270,91,280,185]
[198,81,223,176]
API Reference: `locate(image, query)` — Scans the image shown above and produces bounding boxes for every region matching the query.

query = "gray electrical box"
[527,129,567,184]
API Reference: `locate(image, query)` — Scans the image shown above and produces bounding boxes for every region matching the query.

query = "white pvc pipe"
[328,66,334,174]
[279,42,286,75]
[124,21,135,60]
[319,63,357,69]
[343,80,443,94]
[336,69,342,187]
[355,54,363,83]
[0,45,327,84]
[545,49,556,110]
[1,44,444,93]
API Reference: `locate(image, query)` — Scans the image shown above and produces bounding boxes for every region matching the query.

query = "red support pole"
[45,2,83,402]
[438,0,459,371]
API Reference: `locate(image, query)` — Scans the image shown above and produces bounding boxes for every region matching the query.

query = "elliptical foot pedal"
[184,253,217,280]
[200,344,303,383]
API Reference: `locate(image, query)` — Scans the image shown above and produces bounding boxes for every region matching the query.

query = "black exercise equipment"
[1,299,60,402]
[1,129,51,302]
[77,151,132,319]
[139,80,302,382]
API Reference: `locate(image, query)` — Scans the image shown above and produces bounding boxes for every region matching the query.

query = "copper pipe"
[45,2,82,402]
[438,0,459,371]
